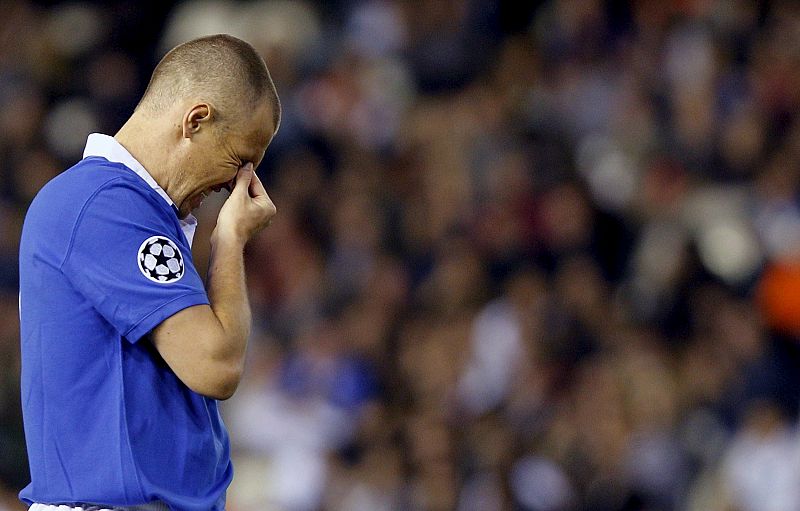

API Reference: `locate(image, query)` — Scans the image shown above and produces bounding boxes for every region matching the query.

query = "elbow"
[151,309,248,400]
[206,386,237,401]
[195,363,243,401]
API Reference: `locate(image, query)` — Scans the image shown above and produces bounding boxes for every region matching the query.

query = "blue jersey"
[18,134,232,510]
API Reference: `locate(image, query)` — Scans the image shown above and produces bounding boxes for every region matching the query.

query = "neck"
[114,114,186,207]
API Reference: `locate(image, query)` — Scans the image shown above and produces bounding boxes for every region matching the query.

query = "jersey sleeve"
[60,180,210,343]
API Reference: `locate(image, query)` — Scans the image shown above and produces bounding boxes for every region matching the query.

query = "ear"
[181,103,213,139]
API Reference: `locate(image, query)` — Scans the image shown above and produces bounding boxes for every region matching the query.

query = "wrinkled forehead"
[243,100,275,145]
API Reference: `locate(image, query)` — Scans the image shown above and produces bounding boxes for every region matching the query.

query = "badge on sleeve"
[137,236,185,283]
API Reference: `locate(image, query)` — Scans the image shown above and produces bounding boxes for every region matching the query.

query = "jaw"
[177,200,194,219]
[175,165,238,217]
[176,190,203,217]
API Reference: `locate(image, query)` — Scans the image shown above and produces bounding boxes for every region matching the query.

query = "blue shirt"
[18,134,232,510]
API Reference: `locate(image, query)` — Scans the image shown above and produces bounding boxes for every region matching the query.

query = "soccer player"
[17,34,280,510]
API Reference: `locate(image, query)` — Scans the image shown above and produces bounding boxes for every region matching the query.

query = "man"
[18,34,280,510]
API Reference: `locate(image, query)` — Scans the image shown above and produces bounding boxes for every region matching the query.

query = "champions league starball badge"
[137,236,185,283]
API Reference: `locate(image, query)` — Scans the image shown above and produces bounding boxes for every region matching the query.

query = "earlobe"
[182,103,212,139]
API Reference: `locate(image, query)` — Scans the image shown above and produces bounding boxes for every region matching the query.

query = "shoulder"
[37,157,159,208]
[22,158,178,263]
[28,157,170,227]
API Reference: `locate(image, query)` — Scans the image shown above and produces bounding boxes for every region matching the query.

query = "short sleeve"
[61,180,209,343]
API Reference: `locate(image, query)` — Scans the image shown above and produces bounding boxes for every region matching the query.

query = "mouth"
[190,183,228,211]
[215,178,235,193]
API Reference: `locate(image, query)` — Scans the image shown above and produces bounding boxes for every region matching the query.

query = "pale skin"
[115,96,277,400]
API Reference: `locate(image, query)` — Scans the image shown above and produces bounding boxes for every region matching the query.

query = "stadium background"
[3,0,800,509]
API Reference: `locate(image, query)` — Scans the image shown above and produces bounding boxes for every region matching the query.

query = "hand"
[214,163,276,245]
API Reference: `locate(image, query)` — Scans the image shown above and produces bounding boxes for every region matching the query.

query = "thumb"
[232,163,254,196]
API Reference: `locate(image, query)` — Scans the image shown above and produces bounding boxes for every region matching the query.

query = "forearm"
[205,231,251,363]
[149,166,272,400]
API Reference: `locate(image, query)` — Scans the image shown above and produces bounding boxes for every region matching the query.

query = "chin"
[180,194,204,217]
[177,204,193,219]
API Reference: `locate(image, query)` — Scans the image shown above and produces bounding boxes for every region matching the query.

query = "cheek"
[224,165,238,181]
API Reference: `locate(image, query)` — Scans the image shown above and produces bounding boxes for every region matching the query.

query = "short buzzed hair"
[137,34,280,132]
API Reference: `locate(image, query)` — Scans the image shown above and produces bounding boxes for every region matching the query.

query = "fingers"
[231,163,254,196]
[249,170,276,217]
[233,163,276,222]
[248,167,268,198]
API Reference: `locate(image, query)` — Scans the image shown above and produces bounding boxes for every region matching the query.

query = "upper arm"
[61,182,209,342]
[59,183,248,398]
[62,182,245,399]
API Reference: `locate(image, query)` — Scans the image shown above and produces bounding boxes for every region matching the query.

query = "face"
[178,100,275,217]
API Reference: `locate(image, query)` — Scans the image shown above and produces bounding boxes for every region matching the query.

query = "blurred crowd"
[5,0,800,510]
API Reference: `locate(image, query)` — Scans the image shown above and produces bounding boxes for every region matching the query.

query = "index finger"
[230,163,254,197]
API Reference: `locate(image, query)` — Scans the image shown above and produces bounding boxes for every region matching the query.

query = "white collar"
[82,133,198,247]
[83,133,175,207]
